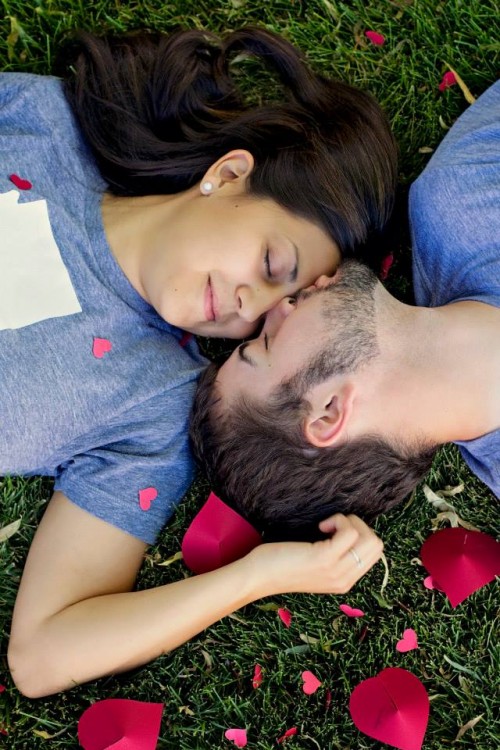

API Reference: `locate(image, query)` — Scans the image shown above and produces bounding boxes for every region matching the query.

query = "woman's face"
[140,191,340,338]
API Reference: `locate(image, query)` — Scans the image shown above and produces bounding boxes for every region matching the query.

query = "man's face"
[216,260,379,405]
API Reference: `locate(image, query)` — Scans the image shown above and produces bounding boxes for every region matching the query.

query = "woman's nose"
[236,284,284,323]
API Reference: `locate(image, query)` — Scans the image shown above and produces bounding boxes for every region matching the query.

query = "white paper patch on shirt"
[0,190,82,329]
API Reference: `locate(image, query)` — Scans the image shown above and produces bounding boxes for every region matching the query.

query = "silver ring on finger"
[349,547,363,568]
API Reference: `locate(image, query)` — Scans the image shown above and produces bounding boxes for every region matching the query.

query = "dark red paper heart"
[78,698,163,750]
[182,492,261,574]
[349,667,429,750]
[421,527,500,607]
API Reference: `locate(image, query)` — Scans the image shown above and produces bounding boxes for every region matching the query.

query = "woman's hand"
[246,513,384,598]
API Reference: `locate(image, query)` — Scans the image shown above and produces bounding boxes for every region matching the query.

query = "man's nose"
[263,296,296,336]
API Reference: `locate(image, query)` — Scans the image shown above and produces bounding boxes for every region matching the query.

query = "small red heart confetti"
[0,685,5,693]
[278,607,292,628]
[78,698,163,750]
[423,575,444,591]
[178,332,193,348]
[252,664,263,689]
[277,727,298,743]
[301,670,322,695]
[92,337,112,359]
[9,173,32,190]
[380,253,394,281]
[225,728,247,747]
[438,71,457,91]
[339,603,365,618]
[139,487,158,511]
[349,668,429,750]
[365,30,385,46]
[421,527,500,607]
[0,727,8,736]
[396,628,419,653]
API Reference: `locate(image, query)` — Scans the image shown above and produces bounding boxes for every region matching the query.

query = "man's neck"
[358,298,500,445]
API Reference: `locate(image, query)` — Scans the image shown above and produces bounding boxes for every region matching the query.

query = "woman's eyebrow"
[237,342,257,367]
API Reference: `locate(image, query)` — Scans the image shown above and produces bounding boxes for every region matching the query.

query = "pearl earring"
[201,180,214,195]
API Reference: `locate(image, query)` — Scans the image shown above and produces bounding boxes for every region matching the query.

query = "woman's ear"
[201,150,254,194]
[303,382,355,448]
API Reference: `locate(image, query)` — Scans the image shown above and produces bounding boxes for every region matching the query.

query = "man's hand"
[247,514,384,598]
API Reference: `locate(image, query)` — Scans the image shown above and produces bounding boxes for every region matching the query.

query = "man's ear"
[303,382,355,448]
[202,150,254,194]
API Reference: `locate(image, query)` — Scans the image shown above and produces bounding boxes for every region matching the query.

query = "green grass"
[1,1,499,748]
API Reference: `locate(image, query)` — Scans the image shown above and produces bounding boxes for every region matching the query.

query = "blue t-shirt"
[410,80,500,498]
[0,73,208,543]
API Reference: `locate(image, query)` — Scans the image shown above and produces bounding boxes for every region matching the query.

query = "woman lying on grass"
[1,26,393,697]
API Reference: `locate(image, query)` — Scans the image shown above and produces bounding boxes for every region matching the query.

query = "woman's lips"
[205,277,216,322]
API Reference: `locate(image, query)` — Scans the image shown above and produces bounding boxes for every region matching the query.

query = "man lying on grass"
[191,80,500,542]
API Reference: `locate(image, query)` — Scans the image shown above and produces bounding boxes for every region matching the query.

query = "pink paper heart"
[92,337,112,359]
[0,685,5,693]
[277,727,298,743]
[349,667,429,750]
[438,71,457,91]
[340,603,365,618]
[423,575,444,592]
[380,252,394,281]
[365,30,385,46]
[9,173,32,190]
[278,607,292,628]
[78,698,163,750]
[139,487,158,511]
[252,664,263,689]
[182,492,262,574]
[421,527,500,607]
[396,628,418,653]
[301,670,322,695]
[225,728,247,747]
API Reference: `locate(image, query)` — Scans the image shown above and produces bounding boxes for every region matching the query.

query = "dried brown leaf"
[446,66,476,104]
[454,714,483,742]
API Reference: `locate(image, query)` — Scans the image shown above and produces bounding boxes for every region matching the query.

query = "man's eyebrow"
[288,243,299,283]
[238,342,257,367]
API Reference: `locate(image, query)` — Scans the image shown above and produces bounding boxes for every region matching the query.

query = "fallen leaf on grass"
[6,16,22,61]
[277,727,298,743]
[255,602,280,612]
[178,705,194,716]
[0,519,21,542]
[454,714,483,742]
[278,608,292,628]
[157,550,183,566]
[200,649,213,672]
[299,633,320,645]
[225,728,247,747]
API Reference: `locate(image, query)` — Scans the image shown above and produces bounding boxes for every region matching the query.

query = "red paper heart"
[438,71,457,91]
[252,664,263,689]
[139,487,158,511]
[340,603,365,618]
[224,728,247,747]
[396,628,418,653]
[365,30,385,46]
[182,492,261,574]
[9,173,32,190]
[349,668,429,750]
[92,337,112,359]
[301,670,322,695]
[277,727,298,743]
[78,698,163,750]
[421,527,500,607]
[277,607,292,628]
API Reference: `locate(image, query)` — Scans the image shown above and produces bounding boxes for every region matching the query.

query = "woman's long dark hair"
[58,27,397,256]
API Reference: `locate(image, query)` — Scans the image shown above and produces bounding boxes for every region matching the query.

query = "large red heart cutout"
[182,492,262,574]
[349,667,429,750]
[421,527,500,607]
[78,699,163,750]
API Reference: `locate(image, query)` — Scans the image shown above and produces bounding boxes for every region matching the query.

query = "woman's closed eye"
[264,247,298,283]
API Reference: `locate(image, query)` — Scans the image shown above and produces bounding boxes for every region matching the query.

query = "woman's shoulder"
[0,73,70,132]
